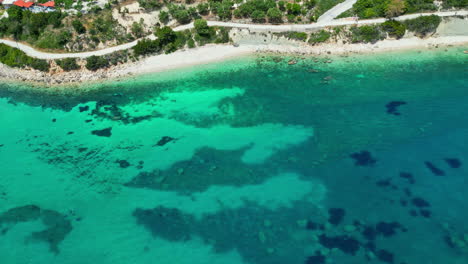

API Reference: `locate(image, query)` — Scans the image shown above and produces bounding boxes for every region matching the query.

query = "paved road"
[0,10,466,59]
[316,0,358,23]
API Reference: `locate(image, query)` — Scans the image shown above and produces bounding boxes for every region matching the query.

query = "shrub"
[353,0,388,18]
[404,15,441,37]
[133,38,162,56]
[381,20,406,38]
[442,0,468,8]
[0,43,49,71]
[308,30,330,44]
[159,11,170,24]
[194,19,212,37]
[72,20,86,34]
[251,10,266,22]
[29,58,50,72]
[404,0,436,13]
[85,55,108,71]
[287,32,308,41]
[267,7,283,23]
[187,38,196,48]
[174,9,192,24]
[138,0,163,10]
[197,3,210,15]
[56,58,80,71]
[350,25,384,43]
[215,27,230,43]
[155,26,177,45]
[385,0,405,17]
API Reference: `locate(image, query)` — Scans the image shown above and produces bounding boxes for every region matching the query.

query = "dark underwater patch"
[155,136,175,147]
[375,222,403,237]
[116,159,131,168]
[444,158,461,168]
[411,197,430,208]
[362,226,377,240]
[420,209,432,218]
[133,207,193,241]
[377,249,394,263]
[328,208,345,226]
[318,234,360,255]
[0,205,72,254]
[124,148,271,193]
[133,201,321,264]
[399,172,415,184]
[91,127,112,137]
[386,101,407,116]
[350,151,377,167]
[79,105,89,112]
[305,253,326,264]
[424,162,445,176]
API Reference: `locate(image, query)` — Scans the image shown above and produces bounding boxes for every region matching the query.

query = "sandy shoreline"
[0,35,467,87]
[132,35,468,75]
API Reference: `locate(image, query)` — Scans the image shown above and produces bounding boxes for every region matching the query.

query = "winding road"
[0,10,466,60]
[316,0,358,23]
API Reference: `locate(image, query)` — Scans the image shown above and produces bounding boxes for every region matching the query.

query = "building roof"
[13,0,34,7]
[38,1,54,7]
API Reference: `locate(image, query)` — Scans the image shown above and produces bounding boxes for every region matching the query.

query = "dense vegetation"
[0,6,130,51]
[350,25,385,43]
[286,32,308,41]
[0,6,66,42]
[144,0,347,25]
[0,43,50,72]
[56,58,80,71]
[133,20,229,57]
[404,15,441,37]
[308,29,331,44]
[85,51,128,71]
[381,20,406,39]
[351,0,437,19]
[442,0,468,8]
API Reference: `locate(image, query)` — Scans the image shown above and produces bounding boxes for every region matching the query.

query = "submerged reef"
[0,205,72,254]
[386,101,407,116]
[91,127,113,137]
[350,151,377,167]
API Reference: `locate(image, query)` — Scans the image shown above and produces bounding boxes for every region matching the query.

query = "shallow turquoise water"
[0,47,467,264]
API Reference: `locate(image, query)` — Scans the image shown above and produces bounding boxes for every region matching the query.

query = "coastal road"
[316,0,358,23]
[0,10,466,60]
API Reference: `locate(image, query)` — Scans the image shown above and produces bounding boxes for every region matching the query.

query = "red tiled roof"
[38,1,55,7]
[13,0,34,7]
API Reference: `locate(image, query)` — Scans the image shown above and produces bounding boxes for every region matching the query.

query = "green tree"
[56,58,80,71]
[251,10,266,22]
[267,8,282,23]
[350,25,384,43]
[86,55,108,71]
[404,15,441,37]
[174,9,191,24]
[197,3,210,15]
[7,6,23,21]
[155,26,177,45]
[131,21,144,38]
[381,20,406,38]
[308,30,330,44]
[72,20,86,34]
[159,11,170,24]
[194,19,211,37]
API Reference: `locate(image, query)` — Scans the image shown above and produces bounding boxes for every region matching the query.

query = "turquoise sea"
[0,47,467,264]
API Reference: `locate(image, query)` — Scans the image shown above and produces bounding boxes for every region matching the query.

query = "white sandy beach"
[130,35,468,76]
[0,34,467,85]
